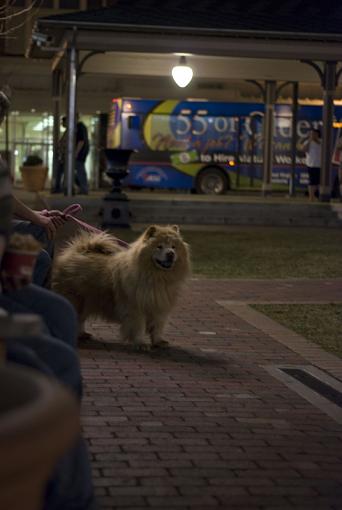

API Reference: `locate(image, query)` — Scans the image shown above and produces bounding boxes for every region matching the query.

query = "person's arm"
[13,195,44,223]
[75,123,87,159]
[58,131,67,159]
[75,140,85,159]
[299,139,310,153]
[12,196,64,239]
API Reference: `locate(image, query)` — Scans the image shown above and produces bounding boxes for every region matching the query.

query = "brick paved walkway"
[81,279,342,510]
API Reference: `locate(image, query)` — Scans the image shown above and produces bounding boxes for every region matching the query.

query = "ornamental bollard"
[102,149,133,228]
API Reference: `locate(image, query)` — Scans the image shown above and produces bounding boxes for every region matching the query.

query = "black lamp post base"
[101,149,134,229]
[102,193,131,229]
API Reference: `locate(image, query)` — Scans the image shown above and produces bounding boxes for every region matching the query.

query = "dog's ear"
[144,225,157,239]
[171,225,180,234]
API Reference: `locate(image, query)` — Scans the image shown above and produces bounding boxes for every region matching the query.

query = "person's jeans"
[12,220,53,286]
[2,284,78,349]
[52,161,64,193]
[12,220,53,256]
[75,160,89,194]
[6,332,82,399]
[6,338,96,510]
[2,286,96,509]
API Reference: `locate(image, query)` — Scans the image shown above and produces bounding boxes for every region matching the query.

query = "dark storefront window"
[87,0,104,7]
[60,0,80,8]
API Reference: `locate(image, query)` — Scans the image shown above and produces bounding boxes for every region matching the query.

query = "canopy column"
[51,69,61,192]
[320,61,337,201]
[262,80,276,196]
[65,36,78,197]
[301,60,342,201]
[289,81,299,197]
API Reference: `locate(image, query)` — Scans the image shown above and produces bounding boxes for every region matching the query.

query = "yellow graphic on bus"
[143,100,182,151]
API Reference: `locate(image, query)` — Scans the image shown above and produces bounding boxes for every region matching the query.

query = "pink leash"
[43,204,130,249]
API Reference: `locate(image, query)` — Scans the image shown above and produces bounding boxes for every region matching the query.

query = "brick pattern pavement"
[80,279,342,509]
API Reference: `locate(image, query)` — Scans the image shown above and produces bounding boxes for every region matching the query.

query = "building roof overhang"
[28,22,342,63]
[26,3,342,81]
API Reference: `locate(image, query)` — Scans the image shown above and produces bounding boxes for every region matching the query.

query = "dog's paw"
[133,343,151,352]
[152,339,169,349]
[78,331,95,342]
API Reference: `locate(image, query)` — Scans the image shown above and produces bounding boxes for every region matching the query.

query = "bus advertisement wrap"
[106,98,342,194]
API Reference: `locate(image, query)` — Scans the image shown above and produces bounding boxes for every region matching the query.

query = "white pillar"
[320,61,337,202]
[52,70,61,192]
[65,42,77,197]
[262,80,276,196]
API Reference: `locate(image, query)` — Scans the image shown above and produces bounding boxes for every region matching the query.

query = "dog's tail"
[67,232,125,255]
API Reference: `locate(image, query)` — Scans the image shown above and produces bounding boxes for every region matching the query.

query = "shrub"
[22,154,43,166]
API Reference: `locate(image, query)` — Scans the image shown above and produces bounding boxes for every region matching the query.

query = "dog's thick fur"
[52,225,190,349]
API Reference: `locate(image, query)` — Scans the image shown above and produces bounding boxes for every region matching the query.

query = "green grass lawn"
[252,304,342,358]
[181,227,342,279]
[111,226,342,279]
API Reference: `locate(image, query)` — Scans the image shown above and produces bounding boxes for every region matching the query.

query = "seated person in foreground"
[0,159,97,510]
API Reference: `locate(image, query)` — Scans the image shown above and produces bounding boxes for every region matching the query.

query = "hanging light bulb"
[172,56,193,88]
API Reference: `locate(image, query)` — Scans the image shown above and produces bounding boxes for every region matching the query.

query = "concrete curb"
[218,301,342,381]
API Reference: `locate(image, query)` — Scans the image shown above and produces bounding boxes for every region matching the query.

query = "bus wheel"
[196,167,228,195]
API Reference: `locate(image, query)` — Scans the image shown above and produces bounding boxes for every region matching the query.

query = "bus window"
[128,115,140,130]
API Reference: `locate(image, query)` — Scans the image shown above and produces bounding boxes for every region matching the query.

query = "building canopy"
[29,0,342,61]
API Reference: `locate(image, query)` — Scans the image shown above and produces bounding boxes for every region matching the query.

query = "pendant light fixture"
[172,55,193,88]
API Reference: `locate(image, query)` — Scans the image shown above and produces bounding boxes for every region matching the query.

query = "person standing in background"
[53,114,89,195]
[52,116,67,194]
[75,114,89,195]
[301,128,322,201]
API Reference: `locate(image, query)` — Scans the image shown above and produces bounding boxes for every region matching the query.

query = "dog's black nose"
[166,250,175,262]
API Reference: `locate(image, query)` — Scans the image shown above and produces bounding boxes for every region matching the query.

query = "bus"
[106,98,342,195]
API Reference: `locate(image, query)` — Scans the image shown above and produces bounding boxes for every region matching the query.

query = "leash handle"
[63,204,82,217]
[43,204,130,249]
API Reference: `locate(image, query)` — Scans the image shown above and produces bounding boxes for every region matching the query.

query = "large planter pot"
[20,165,48,192]
[0,363,79,510]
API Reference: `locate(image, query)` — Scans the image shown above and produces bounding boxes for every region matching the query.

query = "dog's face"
[142,225,185,271]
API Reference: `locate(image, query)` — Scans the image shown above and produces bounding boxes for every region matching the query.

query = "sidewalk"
[81,278,342,509]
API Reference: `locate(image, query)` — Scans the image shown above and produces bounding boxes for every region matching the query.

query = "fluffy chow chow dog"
[52,225,191,350]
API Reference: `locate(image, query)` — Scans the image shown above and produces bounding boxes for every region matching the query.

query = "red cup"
[2,249,38,281]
